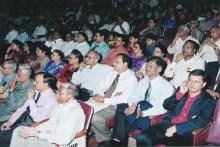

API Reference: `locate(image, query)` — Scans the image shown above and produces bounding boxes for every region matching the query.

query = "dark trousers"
[0,121,13,147]
[78,88,93,101]
[136,120,193,146]
[112,103,150,144]
[205,62,219,86]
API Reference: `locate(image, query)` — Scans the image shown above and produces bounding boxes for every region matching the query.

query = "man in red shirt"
[102,34,128,66]
[136,69,216,146]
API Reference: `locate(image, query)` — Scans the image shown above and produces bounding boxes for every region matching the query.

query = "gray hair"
[64,83,79,99]
[4,61,17,72]
[18,64,32,77]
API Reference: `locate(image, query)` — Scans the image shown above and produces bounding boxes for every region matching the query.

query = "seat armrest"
[192,122,212,135]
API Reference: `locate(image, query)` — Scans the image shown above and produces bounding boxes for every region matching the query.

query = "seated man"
[72,50,112,101]
[0,66,33,122]
[167,25,198,59]
[112,56,174,145]
[10,83,85,147]
[0,61,17,98]
[0,72,57,147]
[164,40,205,88]
[136,69,216,146]
[102,34,128,66]
[90,53,137,146]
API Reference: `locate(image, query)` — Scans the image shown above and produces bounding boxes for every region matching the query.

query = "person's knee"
[92,113,105,126]
[136,134,152,146]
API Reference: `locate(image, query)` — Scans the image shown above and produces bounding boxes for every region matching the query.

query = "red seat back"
[78,100,94,131]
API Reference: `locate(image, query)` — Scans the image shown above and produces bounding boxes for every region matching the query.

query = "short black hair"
[185,40,200,54]
[145,33,157,41]
[116,53,132,69]
[130,32,140,40]
[147,56,167,75]
[77,32,88,42]
[36,72,57,90]
[189,69,207,83]
[96,30,108,40]
[116,34,126,42]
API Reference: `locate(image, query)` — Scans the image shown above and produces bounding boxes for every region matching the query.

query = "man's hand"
[27,88,35,100]
[136,104,143,118]
[1,121,12,131]
[180,80,188,94]
[9,80,16,92]
[93,94,104,103]
[124,104,136,115]
[174,53,184,63]
[206,89,220,99]
[165,125,177,137]
[18,126,39,138]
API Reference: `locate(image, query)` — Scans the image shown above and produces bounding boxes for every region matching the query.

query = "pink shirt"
[102,47,128,66]
[9,88,57,124]
[171,91,199,124]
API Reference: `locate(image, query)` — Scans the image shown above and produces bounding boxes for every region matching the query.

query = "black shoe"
[97,141,110,147]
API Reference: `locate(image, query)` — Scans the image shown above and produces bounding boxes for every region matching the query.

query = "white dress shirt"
[164,55,205,88]
[113,21,130,35]
[5,29,18,43]
[9,88,57,124]
[128,76,174,117]
[93,69,137,106]
[51,38,65,51]
[72,64,112,91]
[61,40,78,57]
[36,100,85,145]
[196,39,220,63]
[167,36,199,59]
[44,40,53,48]
[32,25,47,37]
[74,41,90,56]
[83,30,93,42]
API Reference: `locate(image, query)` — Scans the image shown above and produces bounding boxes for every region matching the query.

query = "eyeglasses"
[85,55,96,60]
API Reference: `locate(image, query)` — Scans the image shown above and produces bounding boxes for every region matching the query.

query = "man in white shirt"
[51,31,65,52]
[31,21,47,42]
[90,53,137,146]
[0,72,57,147]
[10,83,85,147]
[167,25,199,59]
[4,25,18,44]
[111,56,174,145]
[82,23,93,42]
[61,32,77,57]
[74,32,90,56]
[71,50,112,101]
[196,25,220,63]
[164,40,205,88]
[111,15,130,35]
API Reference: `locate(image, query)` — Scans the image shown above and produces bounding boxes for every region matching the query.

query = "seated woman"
[152,44,171,64]
[129,42,147,72]
[5,40,24,63]
[44,50,66,76]
[19,41,37,64]
[57,49,83,82]
[31,42,50,73]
